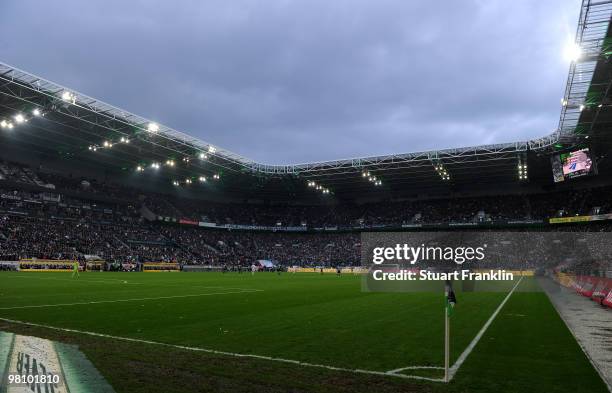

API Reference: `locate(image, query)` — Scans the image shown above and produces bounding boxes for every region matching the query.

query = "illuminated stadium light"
[563,42,582,63]
[166,159,175,167]
[147,123,159,133]
[172,180,179,186]
[579,104,585,112]
[151,162,160,169]
[0,120,7,128]
[182,157,190,163]
[199,152,207,160]
[517,155,528,181]
[185,178,192,184]
[136,165,144,172]
[198,176,207,182]
[434,162,450,181]
[208,146,217,153]
[306,179,331,194]
[14,114,25,124]
[561,98,568,106]
[32,108,41,116]
[7,123,13,129]
[61,91,75,102]
[103,141,112,148]
[213,174,220,180]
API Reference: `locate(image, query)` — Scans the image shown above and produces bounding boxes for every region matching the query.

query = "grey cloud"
[0,0,579,164]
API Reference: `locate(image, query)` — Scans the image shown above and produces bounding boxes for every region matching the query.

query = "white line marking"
[0,289,264,310]
[7,275,143,284]
[386,365,444,374]
[0,317,444,382]
[447,276,523,381]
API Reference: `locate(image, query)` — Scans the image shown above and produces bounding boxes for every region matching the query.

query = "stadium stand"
[1,161,612,273]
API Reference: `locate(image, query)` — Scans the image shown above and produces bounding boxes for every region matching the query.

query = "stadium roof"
[0,0,611,201]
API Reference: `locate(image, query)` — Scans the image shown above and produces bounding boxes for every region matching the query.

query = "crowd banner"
[142,262,180,272]
[549,213,612,224]
[18,259,77,272]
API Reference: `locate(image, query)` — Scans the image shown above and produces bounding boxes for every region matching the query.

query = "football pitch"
[0,272,608,393]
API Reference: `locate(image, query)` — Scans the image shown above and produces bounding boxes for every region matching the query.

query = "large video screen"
[552,148,594,182]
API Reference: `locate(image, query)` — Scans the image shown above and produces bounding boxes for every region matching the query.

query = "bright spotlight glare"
[61,91,74,102]
[564,42,582,63]
[147,123,159,132]
[14,114,25,123]
[32,108,41,116]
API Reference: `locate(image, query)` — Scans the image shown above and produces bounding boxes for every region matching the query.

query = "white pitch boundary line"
[0,289,264,310]
[7,275,143,285]
[447,276,523,381]
[386,365,444,374]
[0,317,444,383]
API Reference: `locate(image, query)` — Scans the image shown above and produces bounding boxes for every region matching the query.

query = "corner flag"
[444,279,456,382]
[446,280,457,317]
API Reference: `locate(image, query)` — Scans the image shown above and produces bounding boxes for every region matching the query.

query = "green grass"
[0,272,607,393]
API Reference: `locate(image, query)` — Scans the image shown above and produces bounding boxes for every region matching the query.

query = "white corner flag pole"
[444,286,450,382]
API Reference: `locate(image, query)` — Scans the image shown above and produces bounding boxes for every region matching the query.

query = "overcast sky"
[0,0,580,164]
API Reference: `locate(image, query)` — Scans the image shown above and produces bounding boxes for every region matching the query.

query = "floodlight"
[61,91,74,101]
[563,42,582,63]
[147,123,159,132]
